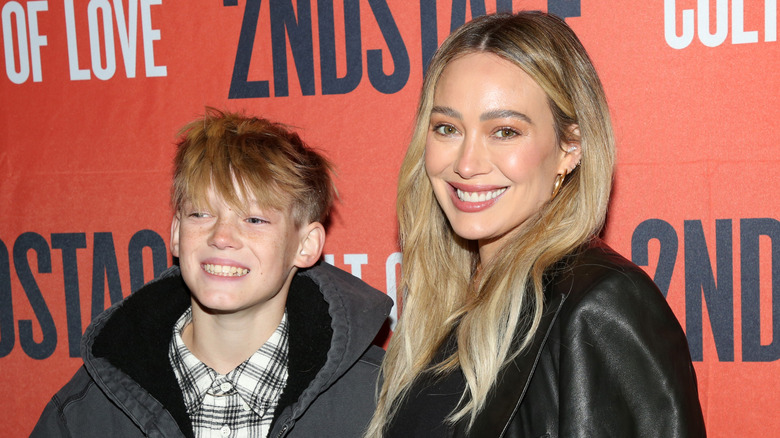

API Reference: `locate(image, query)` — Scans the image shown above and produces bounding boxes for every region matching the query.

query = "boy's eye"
[246,217,269,225]
[433,124,459,136]
[494,127,520,138]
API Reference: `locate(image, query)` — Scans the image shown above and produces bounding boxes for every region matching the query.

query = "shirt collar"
[169,307,289,416]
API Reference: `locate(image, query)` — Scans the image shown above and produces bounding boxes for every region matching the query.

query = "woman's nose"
[453,135,490,179]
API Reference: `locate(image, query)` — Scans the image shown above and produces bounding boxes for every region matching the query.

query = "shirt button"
[220,425,231,437]
[241,401,250,411]
[220,382,232,392]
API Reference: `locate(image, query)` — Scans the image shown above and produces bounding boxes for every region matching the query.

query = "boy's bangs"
[182,168,290,218]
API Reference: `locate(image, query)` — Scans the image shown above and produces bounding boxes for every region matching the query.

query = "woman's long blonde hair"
[366,12,616,436]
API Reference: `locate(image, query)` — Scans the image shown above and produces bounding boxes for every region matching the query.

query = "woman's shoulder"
[548,239,671,319]
[545,239,691,366]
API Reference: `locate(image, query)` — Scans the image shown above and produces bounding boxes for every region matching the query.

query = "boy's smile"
[202,262,250,277]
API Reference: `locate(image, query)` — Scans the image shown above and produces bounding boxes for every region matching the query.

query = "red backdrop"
[2,1,778,436]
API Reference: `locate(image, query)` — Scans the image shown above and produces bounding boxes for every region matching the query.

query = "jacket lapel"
[453,290,567,437]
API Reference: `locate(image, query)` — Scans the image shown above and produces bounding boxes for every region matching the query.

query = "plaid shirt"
[169,308,289,438]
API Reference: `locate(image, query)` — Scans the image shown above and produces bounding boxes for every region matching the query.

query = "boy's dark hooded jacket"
[32,262,393,438]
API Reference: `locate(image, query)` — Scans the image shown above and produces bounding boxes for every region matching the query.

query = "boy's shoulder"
[41,365,95,413]
[31,366,144,437]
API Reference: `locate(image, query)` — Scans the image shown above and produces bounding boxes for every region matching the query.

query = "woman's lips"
[448,183,507,212]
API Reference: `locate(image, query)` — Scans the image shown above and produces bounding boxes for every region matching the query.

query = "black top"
[384,332,466,438]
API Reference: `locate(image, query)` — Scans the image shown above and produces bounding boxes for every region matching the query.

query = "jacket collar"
[298,262,392,385]
[273,262,393,424]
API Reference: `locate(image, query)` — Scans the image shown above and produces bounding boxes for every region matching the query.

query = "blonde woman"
[367,12,705,438]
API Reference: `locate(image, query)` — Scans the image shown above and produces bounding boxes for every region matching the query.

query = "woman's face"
[424,53,580,261]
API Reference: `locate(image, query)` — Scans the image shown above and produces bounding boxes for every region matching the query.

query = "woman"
[366,11,705,438]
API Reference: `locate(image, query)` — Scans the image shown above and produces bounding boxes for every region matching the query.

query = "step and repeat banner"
[2,0,778,435]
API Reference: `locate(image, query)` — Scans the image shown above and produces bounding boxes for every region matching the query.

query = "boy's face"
[170,184,323,318]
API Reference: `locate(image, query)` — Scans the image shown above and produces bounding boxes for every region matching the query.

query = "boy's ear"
[294,222,325,269]
[170,214,181,258]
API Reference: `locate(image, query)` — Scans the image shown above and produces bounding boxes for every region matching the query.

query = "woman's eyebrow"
[431,105,462,119]
[480,109,534,125]
[431,106,534,125]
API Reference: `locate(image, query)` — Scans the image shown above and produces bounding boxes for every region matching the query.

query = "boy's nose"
[208,219,242,250]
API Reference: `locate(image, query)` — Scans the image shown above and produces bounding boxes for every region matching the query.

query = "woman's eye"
[495,127,519,138]
[189,212,209,218]
[433,124,459,136]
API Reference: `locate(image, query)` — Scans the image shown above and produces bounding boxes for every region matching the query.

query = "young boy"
[32,109,392,437]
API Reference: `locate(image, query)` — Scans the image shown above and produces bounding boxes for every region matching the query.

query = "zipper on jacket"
[275,422,290,438]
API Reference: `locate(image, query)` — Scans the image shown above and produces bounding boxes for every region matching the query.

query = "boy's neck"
[181,299,287,375]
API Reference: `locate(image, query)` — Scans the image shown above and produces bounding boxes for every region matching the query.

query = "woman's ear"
[558,125,582,173]
[294,222,326,268]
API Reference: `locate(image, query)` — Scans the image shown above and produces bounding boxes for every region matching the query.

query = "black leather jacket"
[456,240,706,437]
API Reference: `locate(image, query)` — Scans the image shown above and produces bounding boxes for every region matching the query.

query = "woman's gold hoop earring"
[551,170,568,200]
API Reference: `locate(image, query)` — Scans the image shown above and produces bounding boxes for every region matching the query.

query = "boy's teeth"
[203,264,249,276]
[456,187,506,202]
